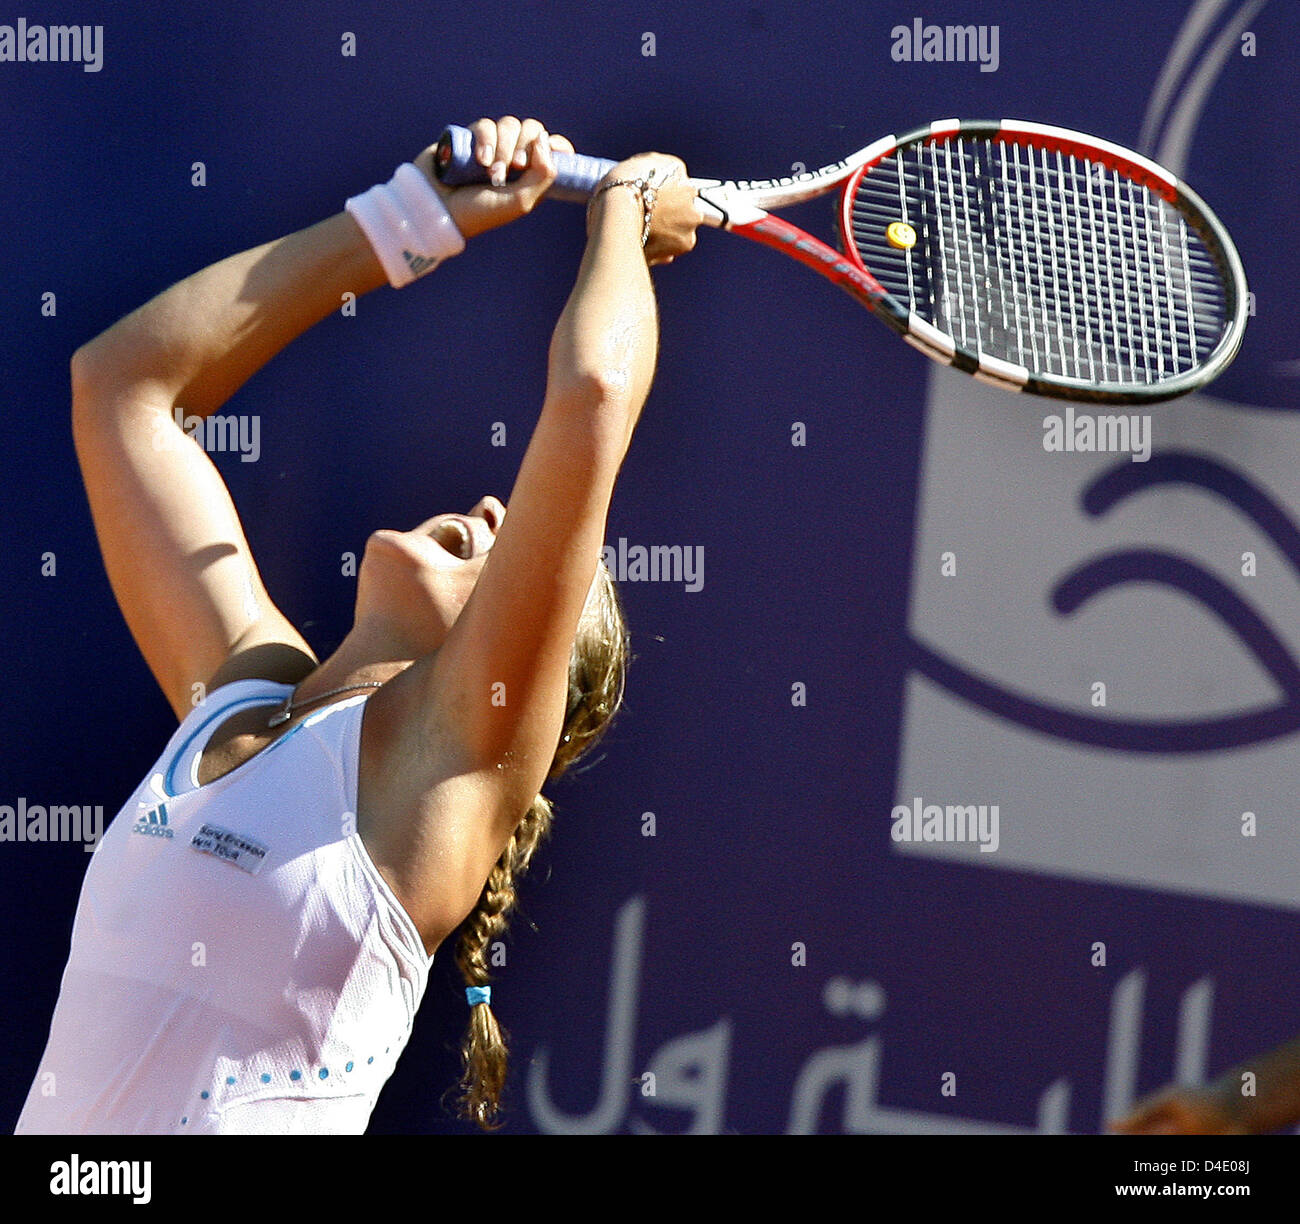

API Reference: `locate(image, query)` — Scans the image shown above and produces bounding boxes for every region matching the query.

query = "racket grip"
[434,125,616,203]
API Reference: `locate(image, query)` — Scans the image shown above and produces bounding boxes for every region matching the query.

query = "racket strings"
[849,138,1228,386]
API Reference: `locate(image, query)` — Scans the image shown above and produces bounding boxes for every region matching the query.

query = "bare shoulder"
[354,656,520,954]
[204,639,319,696]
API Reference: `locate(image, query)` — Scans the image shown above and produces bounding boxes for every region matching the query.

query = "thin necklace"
[267,681,385,728]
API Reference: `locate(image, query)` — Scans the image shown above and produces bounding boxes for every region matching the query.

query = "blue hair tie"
[466,985,491,1007]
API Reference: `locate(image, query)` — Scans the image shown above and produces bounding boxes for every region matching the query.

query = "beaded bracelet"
[587,168,659,247]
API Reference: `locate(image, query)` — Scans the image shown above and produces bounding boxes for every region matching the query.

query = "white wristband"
[345,162,465,288]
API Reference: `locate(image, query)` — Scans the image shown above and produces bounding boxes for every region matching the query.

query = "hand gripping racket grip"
[435,125,616,203]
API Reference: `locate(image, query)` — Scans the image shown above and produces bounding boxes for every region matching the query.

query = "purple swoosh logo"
[907,451,1300,753]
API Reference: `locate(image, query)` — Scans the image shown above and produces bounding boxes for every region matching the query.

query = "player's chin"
[366,527,413,554]
[368,528,460,572]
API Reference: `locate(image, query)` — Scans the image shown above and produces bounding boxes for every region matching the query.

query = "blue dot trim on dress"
[200,1044,399,1105]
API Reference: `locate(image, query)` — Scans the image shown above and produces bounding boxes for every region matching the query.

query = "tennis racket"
[436,119,1248,405]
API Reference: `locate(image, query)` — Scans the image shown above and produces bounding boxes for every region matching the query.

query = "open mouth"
[428,516,475,560]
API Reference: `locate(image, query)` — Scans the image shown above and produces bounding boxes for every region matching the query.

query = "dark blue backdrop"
[3,0,1298,1134]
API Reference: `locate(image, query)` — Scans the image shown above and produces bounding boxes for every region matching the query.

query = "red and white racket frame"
[691,119,1248,404]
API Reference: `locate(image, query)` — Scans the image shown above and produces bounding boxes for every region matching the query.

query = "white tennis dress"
[16,679,433,1135]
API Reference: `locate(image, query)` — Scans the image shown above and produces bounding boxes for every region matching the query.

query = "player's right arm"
[70,117,560,720]
[68,213,379,719]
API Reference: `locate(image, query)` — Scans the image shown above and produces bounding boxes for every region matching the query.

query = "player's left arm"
[359,155,701,943]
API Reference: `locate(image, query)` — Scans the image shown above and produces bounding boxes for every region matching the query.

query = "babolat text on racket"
[435,119,1248,405]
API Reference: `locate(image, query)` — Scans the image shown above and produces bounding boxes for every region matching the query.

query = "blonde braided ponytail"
[453,561,626,1128]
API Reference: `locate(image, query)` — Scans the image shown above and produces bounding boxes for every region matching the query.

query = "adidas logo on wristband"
[346,163,465,289]
[404,250,439,277]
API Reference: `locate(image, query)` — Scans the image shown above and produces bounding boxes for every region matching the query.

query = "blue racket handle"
[434,125,617,204]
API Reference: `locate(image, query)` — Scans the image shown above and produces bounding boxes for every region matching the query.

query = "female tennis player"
[16,116,699,1134]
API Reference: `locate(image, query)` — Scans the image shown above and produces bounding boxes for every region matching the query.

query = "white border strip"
[905,314,958,362]
[975,353,1030,388]
[999,118,1179,189]
[741,133,900,211]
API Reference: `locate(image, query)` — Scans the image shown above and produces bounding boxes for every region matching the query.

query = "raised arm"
[70,119,562,718]
[361,151,701,937]
[439,158,688,747]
